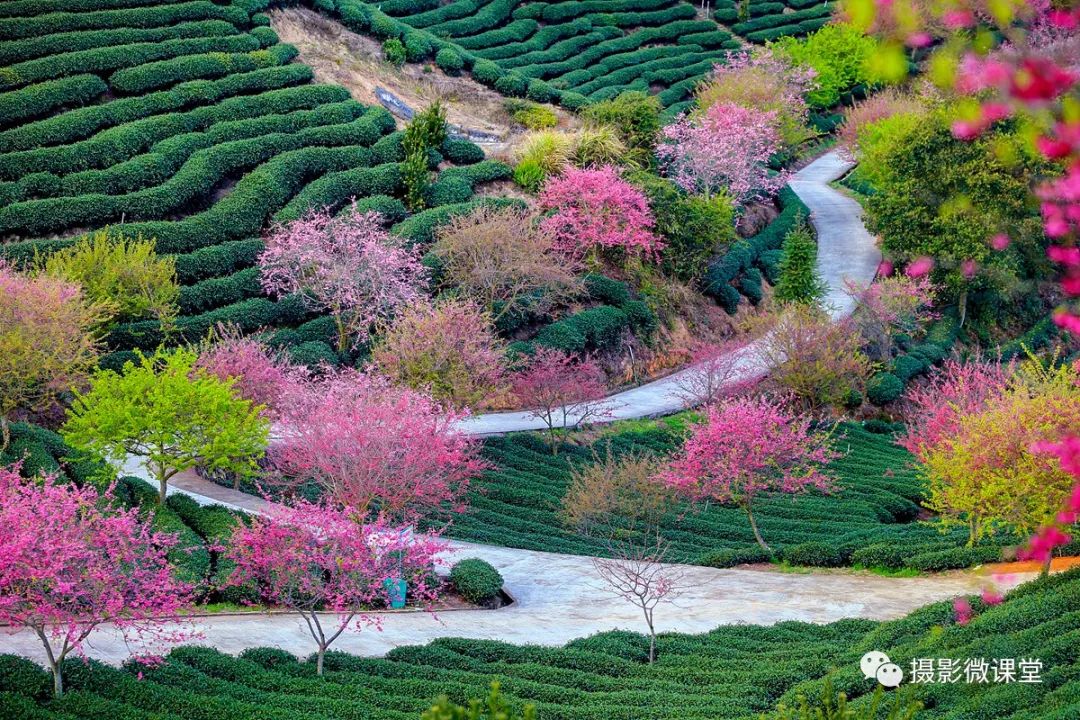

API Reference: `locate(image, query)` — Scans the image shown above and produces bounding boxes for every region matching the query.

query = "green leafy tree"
[862,113,1047,324]
[403,102,448,211]
[773,23,879,109]
[629,171,735,281]
[40,229,179,329]
[774,217,827,305]
[62,348,269,504]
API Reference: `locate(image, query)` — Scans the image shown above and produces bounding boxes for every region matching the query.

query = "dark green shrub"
[286,340,339,368]
[622,300,658,337]
[891,353,928,382]
[435,47,465,73]
[851,542,908,569]
[783,541,848,567]
[526,78,557,103]
[738,267,764,305]
[906,545,1005,572]
[866,372,904,405]
[696,546,774,567]
[774,217,826,305]
[442,137,484,164]
[0,655,51,700]
[402,32,433,62]
[471,58,504,85]
[449,558,504,605]
[495,73,528,97]
[584,274,631,306]
[863,418,902,434]
[535,320,587,353]
[383,38,406,65]
[238,647,299,669]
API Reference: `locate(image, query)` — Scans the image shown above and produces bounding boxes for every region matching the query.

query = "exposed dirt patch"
[271,6,573,152]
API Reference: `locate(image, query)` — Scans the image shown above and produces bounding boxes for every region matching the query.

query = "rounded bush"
[842,388,863,409]
[494,73,528,97]
[238,647,299,669]
[0,655,51,700]
[891,353,928,383]
[559,91,590,111]
[535,320,587,353]
[584,273,630,306]
[863,418,902,434]
[906,545,1005,572]
[435,48,465,74]
[471,58,504,85]
[286,340,339,368]
[369,12,402,39]
[383,38,406,66]
[851,542,908,570]
[424,176,473,207]
[866,372,904,406]
[623,300,658,337]
[526,79,557,103]
[442,138,484,165]
[449,558,504,605]
[782,541,848,568]
[402,32,433,62]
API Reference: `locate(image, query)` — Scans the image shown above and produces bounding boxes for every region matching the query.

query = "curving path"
[0,152,986,671]
[458,150,882,436]
[0,468,1025,666]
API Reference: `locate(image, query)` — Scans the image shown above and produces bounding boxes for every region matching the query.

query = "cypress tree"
[774,215,827,305]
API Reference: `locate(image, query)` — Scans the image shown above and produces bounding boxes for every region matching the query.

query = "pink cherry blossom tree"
[656,397,839,550]
[846,275,938,361]
[898,357,1014,463]
[226,499,446,674]
[656,103,788,206]
[510,348,611,454]
[269,369,485,523]
[258,206,428,353]
[195,324,307,420]
[0,464,195,696]
[537,166,664,263]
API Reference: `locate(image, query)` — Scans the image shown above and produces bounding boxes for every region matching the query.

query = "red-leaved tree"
[538,165,664,262]
[258,207,428,353]
[270,369,484,523]
[227,500,445,674]
[511,348,611,454]
[656,102,788,206]
[0,464,195,696]
[657,397,839,550]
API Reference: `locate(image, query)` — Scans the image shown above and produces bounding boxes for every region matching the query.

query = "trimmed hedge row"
[0,74,106,127]
[0,84,352,179]
[0,19,241,66]
[2,32,262,89]
[703,185,810,314]
[108,43,299,95]
[0,2,249,41]
[866,315,960,406]
[0,112,391,235]
[0,64,315,152]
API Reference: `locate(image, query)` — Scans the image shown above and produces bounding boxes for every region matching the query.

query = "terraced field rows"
[0,0,511,367]
[714,0,833,43]
[4,570,1079,719]
[447,423,1010,566]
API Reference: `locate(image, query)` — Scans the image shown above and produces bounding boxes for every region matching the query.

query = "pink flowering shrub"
[269,369,485,522]
[227,500,445,674]
[847,275,938,360]
[656,103,788,206]
[0,464,195,696]
[258,207,428,352]
[510,348,611,454]
[538,165,664,262]
[195,325,307,420]
[656,397,839,550]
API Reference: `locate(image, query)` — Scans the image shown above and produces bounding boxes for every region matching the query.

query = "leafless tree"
[592,530,686,663]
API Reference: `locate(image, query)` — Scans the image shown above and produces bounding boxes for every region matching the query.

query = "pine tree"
[774,216,827,305]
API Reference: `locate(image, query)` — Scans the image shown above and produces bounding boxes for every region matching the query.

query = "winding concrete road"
[458,150,881,436]
[0,470,1021,666]
[0,151,978,671]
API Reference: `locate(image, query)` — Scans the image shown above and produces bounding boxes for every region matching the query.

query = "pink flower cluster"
[538,166,664,261]
[657,103,788,206]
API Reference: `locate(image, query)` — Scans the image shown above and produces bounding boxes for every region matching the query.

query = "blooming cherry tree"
[270,369,484,523]
[196,325,307,420]
[538,166,664,262]
[510,348,611,454]
[0,464,195,696]
[656,103,788,206]
[657,397,839,550]
[227,500,445,674]
[258,207,428,352]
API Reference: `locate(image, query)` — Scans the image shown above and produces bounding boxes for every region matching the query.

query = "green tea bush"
[435,47,465,73]
[866,372,904,406]
[383,37,407,65]
[449,558,505,605]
